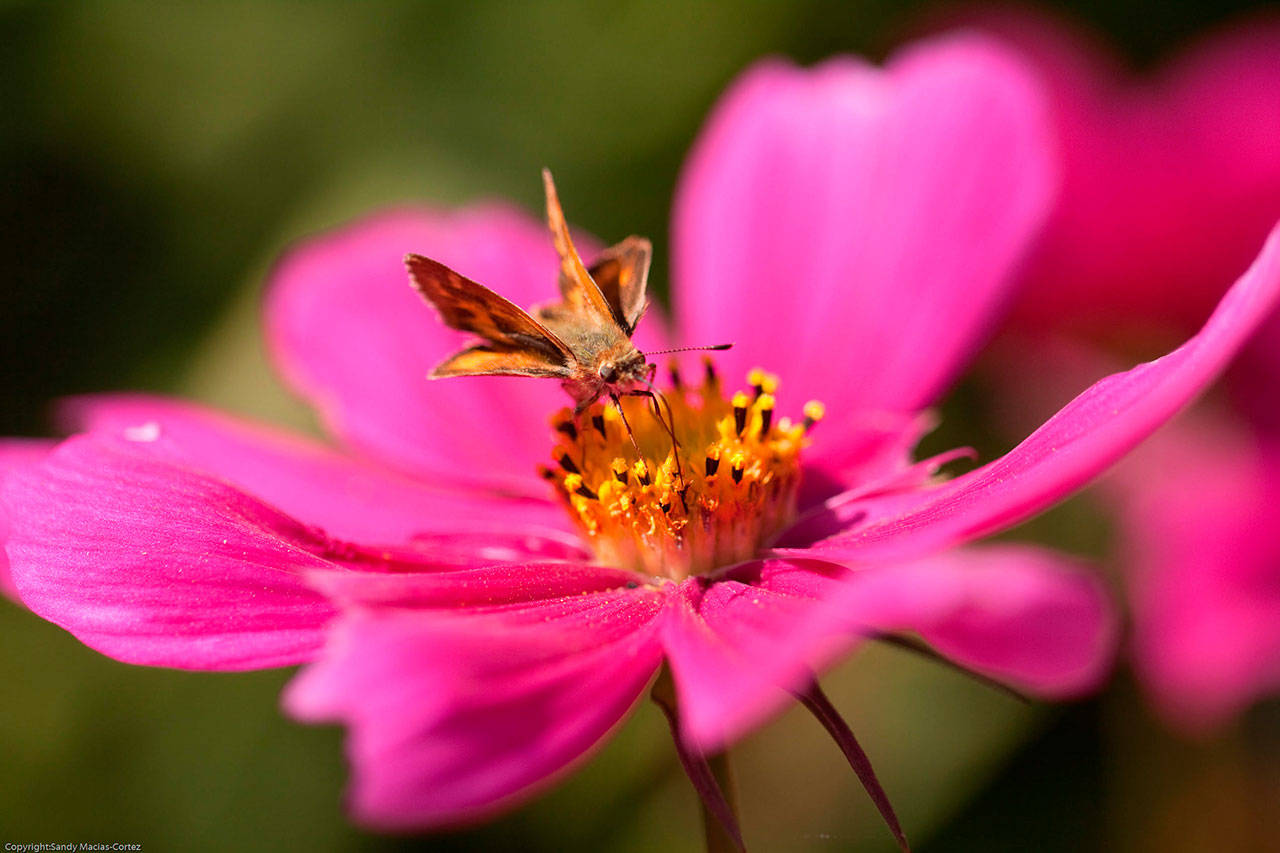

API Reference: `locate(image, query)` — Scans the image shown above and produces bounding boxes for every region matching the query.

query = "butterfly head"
[596,347,650,387]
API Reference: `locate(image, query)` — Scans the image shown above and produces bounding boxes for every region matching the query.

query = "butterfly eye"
[598,363,618,383]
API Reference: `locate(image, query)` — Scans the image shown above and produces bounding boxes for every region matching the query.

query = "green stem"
[650,668,745,852]
[702,749,740,853]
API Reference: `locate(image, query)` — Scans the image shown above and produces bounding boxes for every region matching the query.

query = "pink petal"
[831,547,1116,698]
[62,394,575,545]
[0,440,55,473]
[664,548,1114,751]
[304,560,649,611]
[266,206,670,494]
[787,444,977,544]
[283,585,666,829]
[1115,416,1280,731]
[798,410,941,507]
[787,222,1280,560]
[661,570,830,750]
[3,433,343,670]
[673,34,1056,418]
[0,439,56,601]
[961,7,1280,332]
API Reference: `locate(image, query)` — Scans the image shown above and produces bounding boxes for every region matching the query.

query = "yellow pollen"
[803,400,825,430]
[749,366,781,398]
[543,366,819,579]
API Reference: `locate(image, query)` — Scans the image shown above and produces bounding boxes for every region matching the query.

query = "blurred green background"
[2,1,1277,850]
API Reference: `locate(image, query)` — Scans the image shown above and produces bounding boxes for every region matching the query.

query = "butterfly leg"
[625,388,687,501]
[565,391,603,463]
[611,390,688,507]
[608,392,646,463]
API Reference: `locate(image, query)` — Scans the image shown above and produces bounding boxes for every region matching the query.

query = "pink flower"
[1104,323,1280,732]
[1113,409,1280,731]
[947,7,1280,732]
[993,335,1280,732]
[946,6,1280,334]
[5,33,1280,842]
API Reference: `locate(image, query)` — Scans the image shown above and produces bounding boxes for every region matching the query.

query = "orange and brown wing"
[405,253,572,379]
[588,236,651,335]
[430,345,570,378]
[541,169,618,325]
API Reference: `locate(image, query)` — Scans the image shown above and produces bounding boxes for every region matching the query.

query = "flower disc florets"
[542,360,823,579]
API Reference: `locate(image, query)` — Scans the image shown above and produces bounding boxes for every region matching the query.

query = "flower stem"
[650,668,746,851]
[701,749,741,853]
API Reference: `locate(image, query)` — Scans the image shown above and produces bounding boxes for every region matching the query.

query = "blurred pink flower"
[4,33,1280,840]
[947,5,1280,334]
[1116,315,1280,732]
[1114,410,1280,730]
[948,6,1280,732]
[992,335,1280,732]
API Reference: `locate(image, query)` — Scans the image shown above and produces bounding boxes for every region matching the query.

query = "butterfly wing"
[429,345,571,378]
[406,253,573,379]
[588,236,651,335]
[541,169,621,327]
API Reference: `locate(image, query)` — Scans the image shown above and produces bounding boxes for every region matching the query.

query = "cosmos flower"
[950,7,1280,731]
[951,5,1280,334]
[1112,407,1280,731]
[991,332,1280,733]
[4,33,1280,847]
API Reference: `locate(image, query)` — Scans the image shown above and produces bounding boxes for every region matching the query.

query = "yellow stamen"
[543,367,819,579]
[803,400,825,431]
[757,393,776,436]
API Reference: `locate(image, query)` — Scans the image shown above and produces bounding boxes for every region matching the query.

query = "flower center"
[541,361,823,580]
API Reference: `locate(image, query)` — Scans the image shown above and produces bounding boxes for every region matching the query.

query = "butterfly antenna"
[644,343,734,356]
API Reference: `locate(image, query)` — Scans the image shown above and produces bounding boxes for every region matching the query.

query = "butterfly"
[406,169,724,417]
